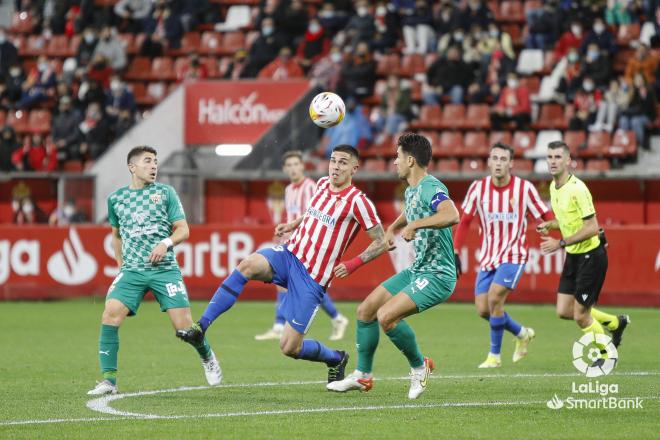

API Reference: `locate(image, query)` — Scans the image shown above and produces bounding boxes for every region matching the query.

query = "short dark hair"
[397,132,432,167]
[332,144,360,161]
[127,145,157,164]
[548,141,571,155]
[282,150,303,164]
[490,142,514,159]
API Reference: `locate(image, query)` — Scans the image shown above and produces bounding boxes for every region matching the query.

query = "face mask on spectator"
[10,67,20,77]
[453,32,464,41]
[308,23,321,33]
[587,49,599,61]
[330,52,342,63]
[594,23,605,34]
[507,78,518,88]
[38,62,48,72]
[84,33,94,43]
[568,52,578,63]
[110,80,122,92]
[23,203,34,214]
[583,81,594,92]
[0,33,6,44]
[262,26,273,36]
[571,25,581,36]
[63,205,75,218]
[376,5,386,15]
[357,7,369,17]
[12,200,19,211]
[489,29,499,38]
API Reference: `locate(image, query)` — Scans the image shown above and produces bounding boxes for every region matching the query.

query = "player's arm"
[334,224,388,278]
[384,211,407,250]
[149,219,189,263]
[275,216,304,236]
[401,199,460,241]
[111,227,123,267]
[536,217,559,235]
[541,215,599,253]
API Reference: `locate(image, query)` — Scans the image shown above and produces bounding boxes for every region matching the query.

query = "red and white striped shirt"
[288,176,380,287]
[285,177,317,222]
[460,176,549,270]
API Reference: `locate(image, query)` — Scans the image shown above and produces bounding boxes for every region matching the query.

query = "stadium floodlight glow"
[214,144,253,156]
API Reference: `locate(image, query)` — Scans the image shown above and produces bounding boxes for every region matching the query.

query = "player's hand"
[454,252,462,278]
[540,236,560,254]
[274,223,291,237]
[536,221,551,235]
[149,242,168,264]
[401,225,416,242]
[384,229,397,251]
[333,263,349,278]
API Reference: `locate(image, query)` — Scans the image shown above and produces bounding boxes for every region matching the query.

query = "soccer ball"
[309,92,346,128]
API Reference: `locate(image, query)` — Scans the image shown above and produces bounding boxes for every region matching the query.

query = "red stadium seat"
[376,53,400,76]
[23,35,47,57]
[584,132,612,158]
[118,33,137,55]
[124,57,152,81]
[435,158,460,172]
[617,22,640,46]
[6,110,29,134]
[511,131,537,156]
[174,57,190,79]
[461,159,486,173]
[200,32,223,55]
[411,105,441,129]
[418,130,440,154]
[439,131,463,158]
[586,159,611,172]
[221,32,245,55]
[488,131,512,147]
[10,11,35,34]
[438,104,465,129]
[28,110,52,134]
[363,158,387,172]
[499,1,525,22]
[610,130,637,157]
[465,104,491,130]
[563,131,586,155]
[534,103,568,130]
[0,110,5,126]
[515,159,534,172]
[69,35,81,57]
[169,32,201,56]
[462,131,489,157]
[46,35,71,57]
[150,57,175,81]
[62,160,84,172]
[521,76,540,95]
[570,159,585,171]
[400,54,425,77]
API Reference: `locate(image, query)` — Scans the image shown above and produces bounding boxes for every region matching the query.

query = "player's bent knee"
[356,301,377,321]
[102,301,128,325]
[376,309,396,332]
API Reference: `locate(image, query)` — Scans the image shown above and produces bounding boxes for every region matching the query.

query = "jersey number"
[272,245,285,252]
[166,281,187,297]
[414,278,429,290]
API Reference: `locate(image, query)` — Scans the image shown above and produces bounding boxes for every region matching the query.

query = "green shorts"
[382,269,455,312]
[106,269,190,316]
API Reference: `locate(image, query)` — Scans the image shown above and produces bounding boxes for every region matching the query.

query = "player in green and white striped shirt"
[87,146,221,396]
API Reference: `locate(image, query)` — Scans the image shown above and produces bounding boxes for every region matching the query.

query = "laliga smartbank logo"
[546,334,643,411]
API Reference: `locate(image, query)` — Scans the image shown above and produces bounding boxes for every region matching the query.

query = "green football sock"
[356,320,380,373]
[591,308,619,331]
[385,320,424,369]
[193,336,213,360]
[99,324,119,385]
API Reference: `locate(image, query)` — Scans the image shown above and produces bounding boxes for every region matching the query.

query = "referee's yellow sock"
[582,320,607,358]
[591,308,619,331]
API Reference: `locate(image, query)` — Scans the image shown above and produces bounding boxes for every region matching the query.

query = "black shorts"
[558,242,608,307]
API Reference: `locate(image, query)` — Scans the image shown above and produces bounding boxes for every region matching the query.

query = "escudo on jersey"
[288,176,380,288]
[107,182,185,271]
[404,175,456,279]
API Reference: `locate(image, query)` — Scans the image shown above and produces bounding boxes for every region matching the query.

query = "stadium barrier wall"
[0,225,658,306]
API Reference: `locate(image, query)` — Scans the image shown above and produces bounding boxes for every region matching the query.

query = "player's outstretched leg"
[89,299,128,395]
[321,294,349,341]
[282,328,349,382]
[255,289,286,341]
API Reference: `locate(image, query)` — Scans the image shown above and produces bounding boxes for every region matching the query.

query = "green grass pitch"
[1,299,658,439]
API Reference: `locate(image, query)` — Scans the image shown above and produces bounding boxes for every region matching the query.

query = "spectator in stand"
[224,49,249,80]
[258,46,305,80]
[640,7,660,47]
[52,95,82,162]
[619,73,656,149]
[0,125,19,172]
[463,23,486,68]
[569,76,602,131]
[177,53,208,82]
[274,0,309,47]
[525,2,559,50]
[343,0,376,49]
[0,28,19,78]
[337,41,376,100]
[114,109,134,138]
[49,198,88,225]
[11,134,58,171]
[374,1,398,50]
[460,0,493,30]
[318,2,351,36]
[296,17,331,73]
[5,63,25,103]
[490,72,531,130]
[144,1,184,50]
[581,17,617,56]
[425,45,473,104]
[93,26,127,71]
[79,79,107,109]
[17,56,57,109]
[401,0,435,55]
[374,74,412,136]
[77,102,113,160]
[624,43,658,85]
[87,54,114,89]
[605,0,632,26]
[580,43,612,88]
[310,45,344,91]
[13,196,48,224]
[554,21,584,60]
[437,27,468,56]
[468,39,515,103]
[477,23,515,61]
[113,0,153,34]
[77,28,98,68]
[0,79,10,110]
[139,33,165,58]
[555,47,583,102]
[320,96,372,157]
[106,76,136,120]
[590,78,629,132]
[434,1,462,37]
[243,17,287,78]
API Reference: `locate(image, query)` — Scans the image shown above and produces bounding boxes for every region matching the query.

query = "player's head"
[127,145,158,184]
[282,150,305,182]
[394,132,432,180]
[488,142,514,180]
[547,141,571,178]
[329,145,359,187]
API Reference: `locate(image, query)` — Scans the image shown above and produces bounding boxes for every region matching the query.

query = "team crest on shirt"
[150,192,162,204]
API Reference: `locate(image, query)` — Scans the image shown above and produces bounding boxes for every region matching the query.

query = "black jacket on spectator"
[623,88,657,119]
[52,109,83,154]
[243,32,287,78]
[0,40,18,77]
[77,38,98,67]
[0,126,19,172]
[580,55,612,88]
[344,14,376,43]
[427,58,473,90]
[338,56,376,99]
[581,31,617,55]
[460,2,493,30]
[274,2,309,46]
[144,12,184,49]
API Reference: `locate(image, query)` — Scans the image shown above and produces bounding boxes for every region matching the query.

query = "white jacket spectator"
[93,27,127,70]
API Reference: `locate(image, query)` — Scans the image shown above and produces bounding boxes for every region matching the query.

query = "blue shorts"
[475,263,526,295]
[257,246,325,334]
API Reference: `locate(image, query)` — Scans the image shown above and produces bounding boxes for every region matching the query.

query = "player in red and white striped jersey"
[454,142,553,368]
[178,145,389,386]
[255,151,349,342]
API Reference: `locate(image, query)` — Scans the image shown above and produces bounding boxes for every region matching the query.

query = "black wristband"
[559,239,567,248]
